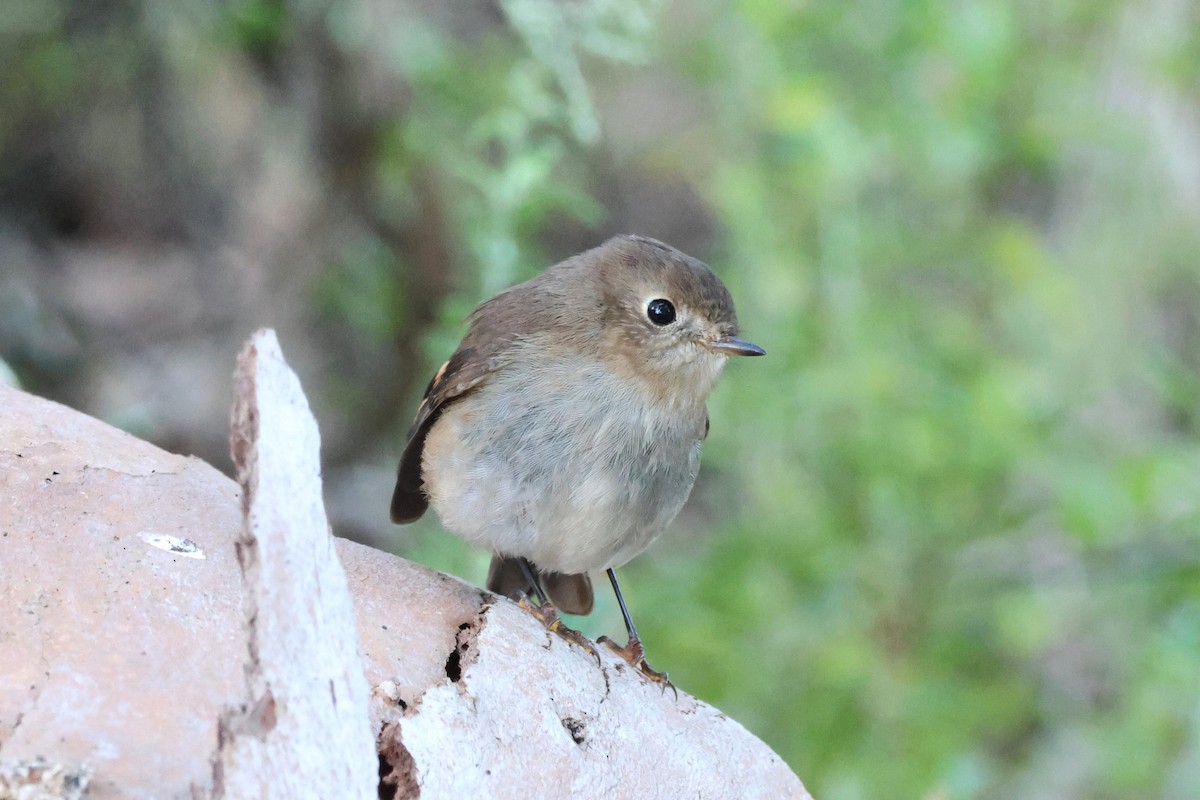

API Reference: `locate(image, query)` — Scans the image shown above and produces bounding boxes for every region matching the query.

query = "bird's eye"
[646,298,676,326]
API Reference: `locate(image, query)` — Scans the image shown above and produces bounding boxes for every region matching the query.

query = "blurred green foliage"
[396,1,1200,797]
[676,2,1199,797]
[6,0,1200,796]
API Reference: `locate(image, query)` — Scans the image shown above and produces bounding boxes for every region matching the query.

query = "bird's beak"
[709,336,766,357]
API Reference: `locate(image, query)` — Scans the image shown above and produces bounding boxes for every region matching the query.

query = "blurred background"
[3,0,1199,796]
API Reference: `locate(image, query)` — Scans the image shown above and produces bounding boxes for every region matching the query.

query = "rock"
[0,331,809,800]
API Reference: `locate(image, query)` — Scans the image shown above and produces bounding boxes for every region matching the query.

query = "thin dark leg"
[517,557,551,605]
[598,568,674,693]
[606,568,639,643]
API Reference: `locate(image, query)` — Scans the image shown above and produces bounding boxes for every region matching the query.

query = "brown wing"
[390,345,497,523]
[391,254,581,523]
[390,274,557,524]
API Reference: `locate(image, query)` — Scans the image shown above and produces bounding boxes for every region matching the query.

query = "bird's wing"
[390,343,501,523]
[390,280,547,523]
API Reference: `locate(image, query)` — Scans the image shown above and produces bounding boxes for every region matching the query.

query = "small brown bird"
[391,234,764,682]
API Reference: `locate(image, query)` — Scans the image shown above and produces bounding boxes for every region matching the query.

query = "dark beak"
[709,336,766,357]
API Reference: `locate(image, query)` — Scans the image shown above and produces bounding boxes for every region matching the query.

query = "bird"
[391,233,764,683]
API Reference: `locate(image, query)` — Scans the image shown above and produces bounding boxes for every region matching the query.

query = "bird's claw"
[598,634,677,698]
[516,593,601,665]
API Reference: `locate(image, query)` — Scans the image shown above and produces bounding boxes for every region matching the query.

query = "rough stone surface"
[0,385,246,799]
[212,330,376,798]
[0,347,810,800]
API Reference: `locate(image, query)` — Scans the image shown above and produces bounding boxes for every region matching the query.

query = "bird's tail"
[486,555,594,616]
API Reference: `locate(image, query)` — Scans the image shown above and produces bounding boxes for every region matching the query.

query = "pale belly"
[421,361,705,574]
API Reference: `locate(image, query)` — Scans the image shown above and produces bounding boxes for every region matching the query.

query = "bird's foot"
[517,594,601,664]
[598,634,677,697]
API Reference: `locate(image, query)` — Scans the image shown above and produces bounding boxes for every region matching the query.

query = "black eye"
[646,298,676,326]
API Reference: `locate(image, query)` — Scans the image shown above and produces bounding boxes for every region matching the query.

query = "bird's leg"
[515,557,553,608]
[515,558,599,662]
[514,556,559,626]
[597,568,675,695]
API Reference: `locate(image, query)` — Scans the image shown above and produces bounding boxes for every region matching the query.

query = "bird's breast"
[421,355,707,573]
